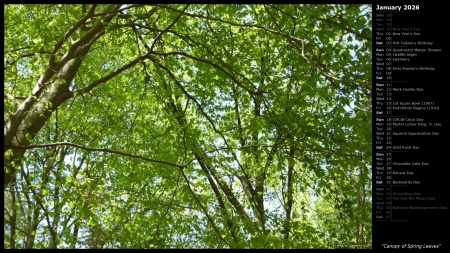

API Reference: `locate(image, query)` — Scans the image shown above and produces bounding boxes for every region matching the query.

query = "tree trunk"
[4,4,121,189]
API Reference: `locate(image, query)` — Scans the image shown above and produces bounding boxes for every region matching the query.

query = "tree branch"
[9,142,185,169]
[296,5,372,41]
[49,4,98,66]
[179,167,229,246]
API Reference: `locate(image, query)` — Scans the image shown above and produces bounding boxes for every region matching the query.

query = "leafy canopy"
[4,4,372,249]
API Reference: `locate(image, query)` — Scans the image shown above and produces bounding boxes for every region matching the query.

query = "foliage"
[4,4,372,249]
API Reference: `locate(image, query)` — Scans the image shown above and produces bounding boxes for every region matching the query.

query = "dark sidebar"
[373,1,448,250]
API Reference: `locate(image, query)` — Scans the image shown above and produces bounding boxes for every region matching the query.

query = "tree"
[4,4,372,248]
